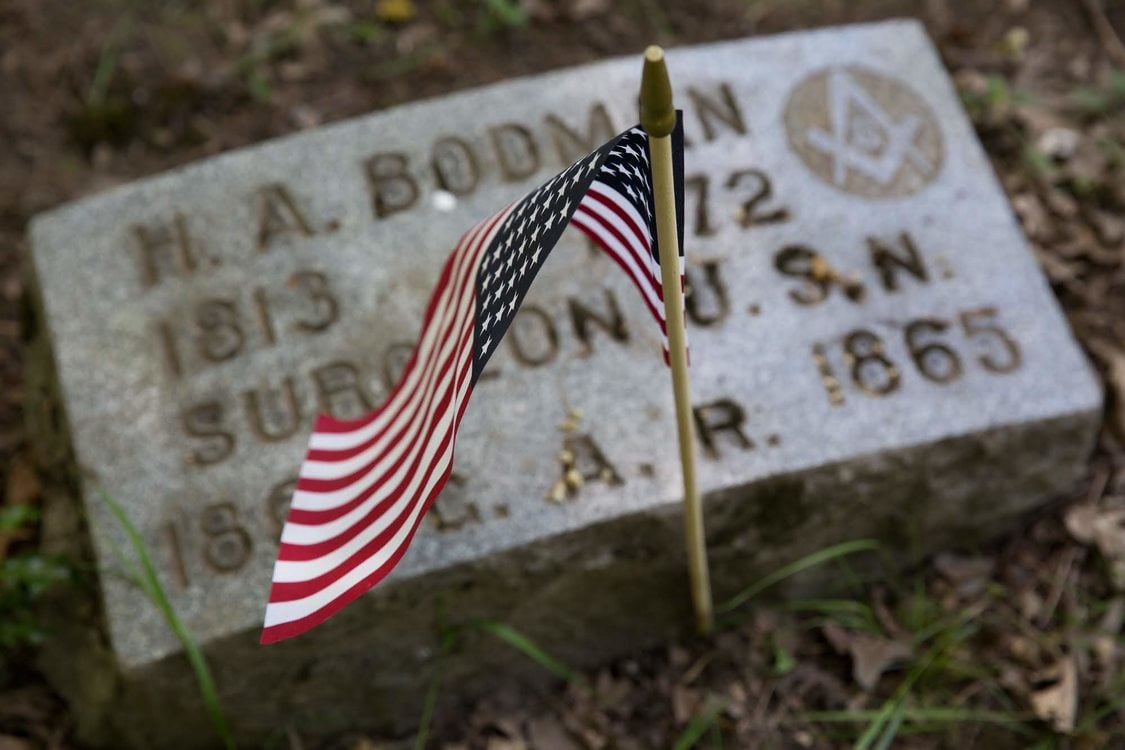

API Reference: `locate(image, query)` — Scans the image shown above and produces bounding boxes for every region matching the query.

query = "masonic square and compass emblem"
[784,66,944,198]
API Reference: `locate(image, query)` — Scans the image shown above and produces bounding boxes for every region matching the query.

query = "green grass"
[673,694,726,750]
[783,598,881,633]
[0,505,71,656]
[98,490,235,750]
[717,538,881,615]
[413,627,457,750]
[410,539,891,746]
[477,0,528,34]
[851,629,960,750]
[473,619,584,685]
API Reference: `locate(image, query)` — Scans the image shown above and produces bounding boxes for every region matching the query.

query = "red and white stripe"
[260,205,513,644]
[570,181,681,362]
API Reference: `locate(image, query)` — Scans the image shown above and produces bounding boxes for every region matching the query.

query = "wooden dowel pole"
[640,45,713,636]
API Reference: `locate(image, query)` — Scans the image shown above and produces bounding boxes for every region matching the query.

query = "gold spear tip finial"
[640,45,675,138]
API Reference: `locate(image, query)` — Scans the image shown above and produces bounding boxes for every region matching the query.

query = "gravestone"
[28,19,1101,749]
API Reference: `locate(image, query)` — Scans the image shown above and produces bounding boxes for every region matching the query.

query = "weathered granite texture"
[26,19,1101,748]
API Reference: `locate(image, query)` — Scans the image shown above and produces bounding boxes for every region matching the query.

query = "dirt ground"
[1,0,1124,748]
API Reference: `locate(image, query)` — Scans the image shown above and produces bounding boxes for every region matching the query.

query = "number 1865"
[811,307,1022,405]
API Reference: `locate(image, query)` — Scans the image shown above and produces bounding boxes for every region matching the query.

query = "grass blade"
[673,695,725,750]
[852,624,970,750]
[802,708,1031,729]
[473,620,581,684]
[99,490,235,750]
[853,698,897,750]
[414,629,457,750]
[717,539,880,614]
[783,598,880,632]
[871,700,906,750]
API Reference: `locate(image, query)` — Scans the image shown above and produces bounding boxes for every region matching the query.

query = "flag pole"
[640,45,713,636]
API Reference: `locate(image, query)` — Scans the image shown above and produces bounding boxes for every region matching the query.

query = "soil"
[1,0,1123,748]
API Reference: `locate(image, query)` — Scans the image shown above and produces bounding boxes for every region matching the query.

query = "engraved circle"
[784,67,944,198]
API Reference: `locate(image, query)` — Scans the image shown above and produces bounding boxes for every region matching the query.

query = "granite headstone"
[27,20,1101,748]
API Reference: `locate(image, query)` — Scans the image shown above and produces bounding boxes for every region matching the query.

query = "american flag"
[261,118,685,644]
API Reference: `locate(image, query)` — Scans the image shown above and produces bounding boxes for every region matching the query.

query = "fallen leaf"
[485,736,526,750]
[1030,657,1078,733]
[1012,192,1052,240]
[820,624,911,690]
[1065,503,1099,545]
[1086,349,1125,437]
[526,716,580,750]
[849,635,912,690]
[1092,508,1125,560]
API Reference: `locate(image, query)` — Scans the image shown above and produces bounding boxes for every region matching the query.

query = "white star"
[557,198,571,222]
[507,296,518,314]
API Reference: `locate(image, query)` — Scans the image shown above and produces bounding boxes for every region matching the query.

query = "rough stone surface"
[27,20,1101,748]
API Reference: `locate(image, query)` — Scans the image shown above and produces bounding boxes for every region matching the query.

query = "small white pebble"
[432,190,457,212]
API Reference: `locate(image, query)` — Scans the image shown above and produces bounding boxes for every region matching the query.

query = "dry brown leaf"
[1092,509,1125,560]
[525,717,580,750]
[1030,657,1078,733]
[1012,192,1052,240]
[849,635,912,691]
[1085,207,1125,248]
[1065,503,1100,545]
[820,624,911,690]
